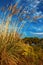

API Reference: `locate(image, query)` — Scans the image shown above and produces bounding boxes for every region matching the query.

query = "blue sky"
[0,0,43,38]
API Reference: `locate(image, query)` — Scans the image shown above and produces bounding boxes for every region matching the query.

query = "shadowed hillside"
[23,37,43,46]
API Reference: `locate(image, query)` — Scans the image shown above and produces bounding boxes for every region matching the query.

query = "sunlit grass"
[0,20,43,65]
[0,8,43,65]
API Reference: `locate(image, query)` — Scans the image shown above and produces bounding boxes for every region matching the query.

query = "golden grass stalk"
[0,16,43,65]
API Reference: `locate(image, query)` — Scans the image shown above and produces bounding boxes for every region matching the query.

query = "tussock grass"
[0,21,43,65]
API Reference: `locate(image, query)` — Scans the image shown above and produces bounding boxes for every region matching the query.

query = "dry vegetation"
[0,21,43,65]
[0,1,43,65]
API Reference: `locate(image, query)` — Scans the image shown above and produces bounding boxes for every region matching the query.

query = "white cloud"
[30,32,43,35]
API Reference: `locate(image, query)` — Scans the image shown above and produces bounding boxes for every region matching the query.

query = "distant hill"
[22,37,43,46]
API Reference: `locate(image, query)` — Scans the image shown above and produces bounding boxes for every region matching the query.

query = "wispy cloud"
[30,32,43,35]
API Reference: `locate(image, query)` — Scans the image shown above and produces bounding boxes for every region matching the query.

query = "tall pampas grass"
[0,16,29,65]
[0,1,43,65]
[0,16,43,65]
